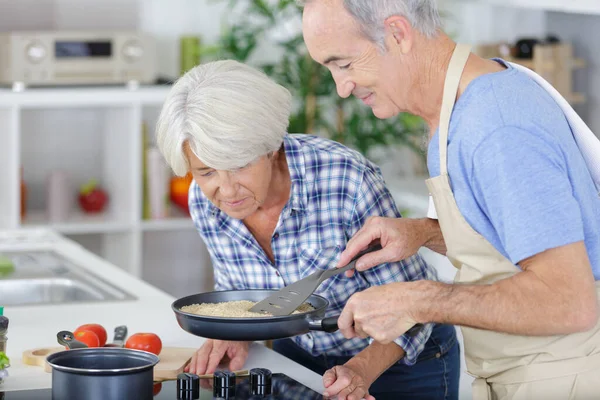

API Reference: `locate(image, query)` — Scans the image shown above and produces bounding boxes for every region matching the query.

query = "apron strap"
[439,44,472,175]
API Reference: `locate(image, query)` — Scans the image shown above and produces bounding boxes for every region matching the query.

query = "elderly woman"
[155,60,459,400]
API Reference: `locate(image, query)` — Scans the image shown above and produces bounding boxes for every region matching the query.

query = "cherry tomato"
[74,324,107,347]
[71,330,100,348]
[125,333,162,355]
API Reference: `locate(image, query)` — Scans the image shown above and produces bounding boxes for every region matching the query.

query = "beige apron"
[425,43,600,400]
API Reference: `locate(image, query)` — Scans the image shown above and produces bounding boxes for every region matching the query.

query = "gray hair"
[300,0,441,45]
[155,60,292,176]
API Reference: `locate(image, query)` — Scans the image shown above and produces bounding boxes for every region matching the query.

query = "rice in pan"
[180,300,314,318]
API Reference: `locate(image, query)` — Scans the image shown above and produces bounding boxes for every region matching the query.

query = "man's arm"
[339,242,598,343]
[420,241,598,335]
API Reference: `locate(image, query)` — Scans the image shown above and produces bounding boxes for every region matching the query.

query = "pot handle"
[309,317,424,337]
[57,330,88,349]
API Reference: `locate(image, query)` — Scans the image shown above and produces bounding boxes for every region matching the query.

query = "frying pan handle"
[308,317,424,337]
[308,316,340,333]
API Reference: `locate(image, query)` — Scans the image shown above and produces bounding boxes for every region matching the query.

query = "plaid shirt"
[189,134,437,365]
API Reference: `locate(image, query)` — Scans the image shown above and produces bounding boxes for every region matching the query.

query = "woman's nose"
[218,173,238,196]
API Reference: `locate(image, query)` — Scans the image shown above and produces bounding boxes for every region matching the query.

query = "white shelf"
[21,210,132,234]
[0,85,172,108]
[0,86,207,279]
[141,216,195,231]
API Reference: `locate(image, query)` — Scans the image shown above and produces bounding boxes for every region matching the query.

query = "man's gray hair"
[156,60,292,176]
[300,0,441,44]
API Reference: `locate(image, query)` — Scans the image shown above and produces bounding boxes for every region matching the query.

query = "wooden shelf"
[505,57,587,70]
[567,93,586,105]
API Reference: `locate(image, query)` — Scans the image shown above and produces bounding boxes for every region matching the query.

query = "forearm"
[419,269,596,335]
[345,342,405,384]
[416,218,447,255]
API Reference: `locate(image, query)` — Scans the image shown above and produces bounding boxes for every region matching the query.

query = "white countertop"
[0,229,324,394]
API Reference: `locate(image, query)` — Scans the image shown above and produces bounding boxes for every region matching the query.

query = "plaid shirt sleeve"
[347,164,434,366]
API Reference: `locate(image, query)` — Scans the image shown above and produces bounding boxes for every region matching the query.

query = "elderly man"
[155,60,460,400]
[300,0,600,399]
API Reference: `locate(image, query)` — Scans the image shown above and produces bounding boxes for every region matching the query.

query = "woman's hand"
[184,339,250,375]
[322,364,376,400]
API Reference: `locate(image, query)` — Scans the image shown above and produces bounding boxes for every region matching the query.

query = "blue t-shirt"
[428,60,600,280]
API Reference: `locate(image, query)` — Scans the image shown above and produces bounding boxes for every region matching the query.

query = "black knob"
[177,373,200,400]
[213,371,237,399]
[214,370,237,388]
[250,368,272,396]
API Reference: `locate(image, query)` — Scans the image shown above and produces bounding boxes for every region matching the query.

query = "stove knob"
[213,371,237,399]
[177,372,200,400]
[250,368,272,396]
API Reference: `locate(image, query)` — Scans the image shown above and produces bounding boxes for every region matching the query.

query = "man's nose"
[332,74,354,99]
[337,81,356,98]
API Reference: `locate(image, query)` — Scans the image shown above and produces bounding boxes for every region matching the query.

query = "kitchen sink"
[0,251,136,306]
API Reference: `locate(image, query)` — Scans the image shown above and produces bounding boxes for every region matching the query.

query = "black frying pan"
[172,289,339,341]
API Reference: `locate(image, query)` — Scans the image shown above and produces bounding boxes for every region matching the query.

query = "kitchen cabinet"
[480,0,600,15]
[0,87,212,296]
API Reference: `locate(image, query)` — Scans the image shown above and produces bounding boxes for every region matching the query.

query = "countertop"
[0,229,324,393]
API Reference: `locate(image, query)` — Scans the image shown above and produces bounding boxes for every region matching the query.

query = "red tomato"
[74,324,107,347]
[72,330,100,348]
[153,382,162,396]
[125,333,162,355]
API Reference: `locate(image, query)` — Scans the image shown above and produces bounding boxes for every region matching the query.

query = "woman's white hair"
[156,60,292,176]
[300,0,441,46]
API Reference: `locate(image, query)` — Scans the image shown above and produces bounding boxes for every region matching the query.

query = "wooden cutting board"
[22,346,197,381]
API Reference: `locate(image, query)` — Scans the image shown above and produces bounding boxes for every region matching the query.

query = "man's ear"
[384,15,413,54]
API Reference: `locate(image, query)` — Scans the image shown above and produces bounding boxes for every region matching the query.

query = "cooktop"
[0,369,322,400]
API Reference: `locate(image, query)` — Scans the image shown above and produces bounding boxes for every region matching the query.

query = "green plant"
[199,0,426,163]
[0,352,9,371]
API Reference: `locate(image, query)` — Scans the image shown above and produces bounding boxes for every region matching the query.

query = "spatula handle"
[321,244,383,281]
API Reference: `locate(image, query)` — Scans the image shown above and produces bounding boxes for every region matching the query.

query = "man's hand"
[338,282,424,343]
[338,217,444,277]
[322,364,375,400]
[184,340,250,375]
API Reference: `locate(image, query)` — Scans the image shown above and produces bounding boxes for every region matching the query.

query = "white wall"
[443,1,546,44]
[137,0,228,79]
